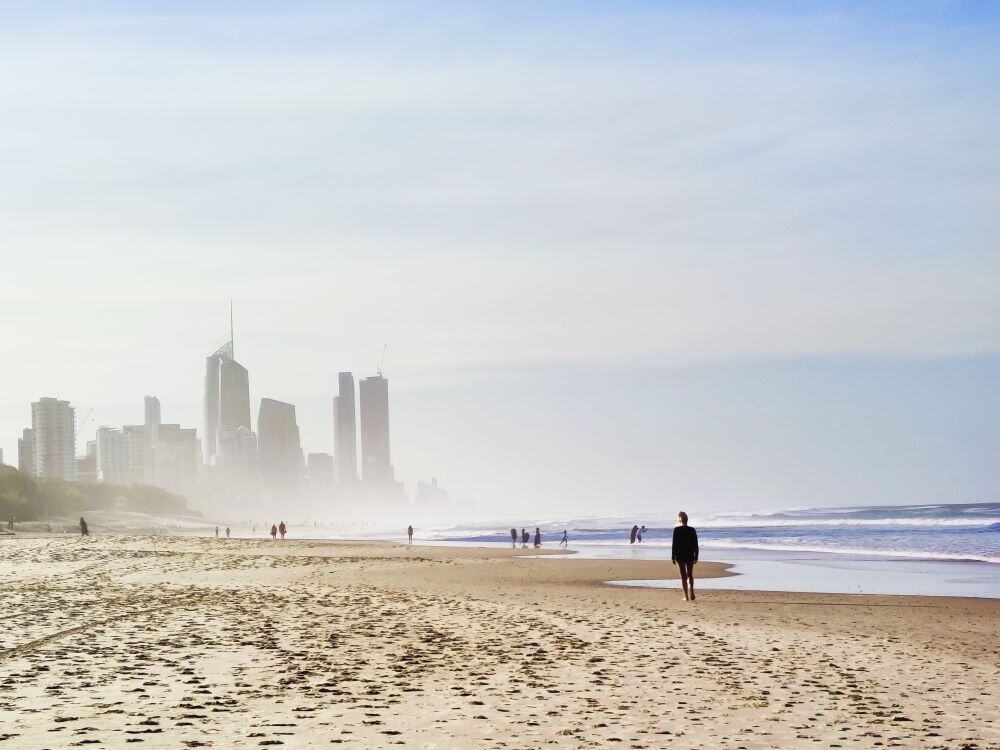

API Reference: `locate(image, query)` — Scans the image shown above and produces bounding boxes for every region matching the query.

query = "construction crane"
[377,344,387,377]
[76,408,94,440]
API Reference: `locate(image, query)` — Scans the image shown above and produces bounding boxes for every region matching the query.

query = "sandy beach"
[0,536,997,749]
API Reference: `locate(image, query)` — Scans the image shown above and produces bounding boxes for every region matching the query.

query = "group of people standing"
[268,521,287,540]
[629,524,648,543]
[510,527,545,548]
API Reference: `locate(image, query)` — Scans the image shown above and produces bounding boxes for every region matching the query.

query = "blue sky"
[0,1,997,515]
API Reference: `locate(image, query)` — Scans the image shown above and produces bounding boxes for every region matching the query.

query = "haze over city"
[2,1,998,518]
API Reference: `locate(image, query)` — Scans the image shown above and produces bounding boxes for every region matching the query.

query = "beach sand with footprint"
[0,535,997,748]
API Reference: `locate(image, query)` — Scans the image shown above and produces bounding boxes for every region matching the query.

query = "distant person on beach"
[279,521,287,539]
[408,525,413,544]
[560,530,568,547]
[638,525,646,543]
[215,526,219,539]
[510,528,517,548]
[79,517,89,537]
[226,526,231,539]
[630,524,639,544]
[270,524,277,540]
[671,511,699,602]
[534,528,541,548]
[7,516,12,530]
[521,529,529,548]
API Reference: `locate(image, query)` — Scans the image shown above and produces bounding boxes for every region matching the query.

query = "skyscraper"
[144,396,161,444]
[31,397,76,480]
[144,395,161,484]
[203,332,252,467]
[257,398,302,497]
[96,426,130,484]
[151,424,199,497]
[306,452,334,491]
[333,372,358,485]
[18,428,35,477]
[359,375,394,486]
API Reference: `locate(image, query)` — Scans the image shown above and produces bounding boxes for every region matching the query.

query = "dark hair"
[678,511,688,524]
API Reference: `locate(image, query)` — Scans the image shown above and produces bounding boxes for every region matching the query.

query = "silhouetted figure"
[7,516,13,530]
[630,524,639,544]
[671,511,699,602]
[79,517,89,537]
[510,528,517,548]
[270,524,277,540]
[521,528,529,548]
[215,526,219,539]
[279,521,287,539]
[225,526,231,539]
[407,525,413,544]
[560,530,568,547]
[638,525,646,543]
[534,528,541,548]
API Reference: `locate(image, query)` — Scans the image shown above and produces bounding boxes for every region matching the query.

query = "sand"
[0,535,997,749]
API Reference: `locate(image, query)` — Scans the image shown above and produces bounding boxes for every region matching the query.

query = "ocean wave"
[696,517,1000,528]
[701,539,1000,565]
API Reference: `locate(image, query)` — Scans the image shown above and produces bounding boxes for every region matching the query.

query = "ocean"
[403,502,1000,598]
[424,502,1000,563]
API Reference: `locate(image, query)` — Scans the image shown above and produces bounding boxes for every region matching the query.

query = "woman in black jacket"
[671,511,698,601]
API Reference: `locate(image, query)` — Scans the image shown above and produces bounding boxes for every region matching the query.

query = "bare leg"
[680,561,696,600]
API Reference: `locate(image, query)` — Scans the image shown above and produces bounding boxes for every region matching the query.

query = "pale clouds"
[0,2,997,511]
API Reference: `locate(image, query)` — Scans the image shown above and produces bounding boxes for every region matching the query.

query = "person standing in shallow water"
[407,525,413,544]
[630,524,639,544]
[510,528,517,548]
[671,511,699,601]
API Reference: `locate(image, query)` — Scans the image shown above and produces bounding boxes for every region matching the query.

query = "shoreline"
[6,529,1000,599]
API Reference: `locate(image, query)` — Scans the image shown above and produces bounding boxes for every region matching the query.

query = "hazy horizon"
[2,1,998,517]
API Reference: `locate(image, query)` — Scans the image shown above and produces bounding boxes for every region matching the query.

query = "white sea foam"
[701,539,1000,565]
[696,517,1000,528]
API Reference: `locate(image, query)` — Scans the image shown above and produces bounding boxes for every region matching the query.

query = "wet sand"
[0,535,997,748]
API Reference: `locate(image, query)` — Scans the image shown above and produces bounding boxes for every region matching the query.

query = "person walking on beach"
[671,511,699,602]
[534,527,541,548]
[215,526,219,539]
[560,530,568,547]
[225,526,231,539]
[630,524,639,544]
[270,523,277,540]
[521,528,529,548]
[407,525,414,544]
[510,528,518,548]
[279,521,287,539]
[79,517,89,536]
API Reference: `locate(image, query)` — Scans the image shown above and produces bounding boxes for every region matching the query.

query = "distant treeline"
[0,465,191,522]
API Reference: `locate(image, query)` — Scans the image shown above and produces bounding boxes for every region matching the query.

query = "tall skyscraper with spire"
[203,306,256,495]
[333,372,358,485]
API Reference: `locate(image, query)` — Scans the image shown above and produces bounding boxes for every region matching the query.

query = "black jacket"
[671,525,698,562]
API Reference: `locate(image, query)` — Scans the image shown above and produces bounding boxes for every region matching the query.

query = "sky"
[0,1,998,518]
